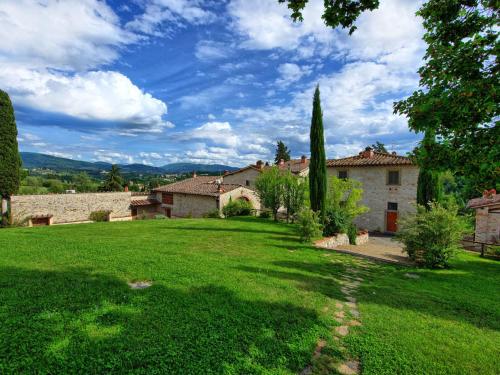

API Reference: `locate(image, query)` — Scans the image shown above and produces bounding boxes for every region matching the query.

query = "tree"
[309,85,327,219]
[394,0,499,199]
[274,140,291,164]
[102,165,124,192]
[282,171,306,223]
[255,167,283,221]
[73,172,98,192]
[0,90,20,226]
[278,0,379,34]
[416,131,443,208]
[370,141,388,153]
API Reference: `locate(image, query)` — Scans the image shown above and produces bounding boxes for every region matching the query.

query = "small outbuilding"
[467,190,500,246]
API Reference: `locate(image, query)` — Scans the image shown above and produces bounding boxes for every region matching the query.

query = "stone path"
[300,261,366,375]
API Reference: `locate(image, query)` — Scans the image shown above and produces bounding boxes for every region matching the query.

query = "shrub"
[259,210,271,219]
[222,199,252,217]
[154,214,167,220]
[323,208,350,236]
[347,224,357,245]
[296,207,322,243]
[89,210,110,222]
[203,210,221,219]
[396,202,471,268]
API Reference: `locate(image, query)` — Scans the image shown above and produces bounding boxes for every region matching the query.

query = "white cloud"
[195,40,230,61]
[93,150,135,164]
[189,122,240,147]
[276,63,313,86]
[126,0,216,36]
[0,0,136,71]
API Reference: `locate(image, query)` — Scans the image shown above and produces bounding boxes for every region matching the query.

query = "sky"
[0,0,425,167]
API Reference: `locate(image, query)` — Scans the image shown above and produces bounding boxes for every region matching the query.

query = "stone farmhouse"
[327,148,419,233]
[9,148,418,233]
[467,191,500,245]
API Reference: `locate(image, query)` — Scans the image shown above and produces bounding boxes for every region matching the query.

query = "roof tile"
[327,151,414,167]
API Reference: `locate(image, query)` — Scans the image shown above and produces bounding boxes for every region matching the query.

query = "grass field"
[0,218,498,374]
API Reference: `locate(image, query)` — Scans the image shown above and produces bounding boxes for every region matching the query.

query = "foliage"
[396,202,471,268]
[89,210,110,222]
[369,141,388,153]
[416,131,443,208]
[278,0,379,34]
[323,208,350,236]
[394,0,500,199]
[296,207,322,243]
[203,209,221,219]
[255,167,284,221]
[282,171,306,223]
[259,210,271,219]
[309,85,327,219]
[102,165,124,192]
[274,140,291,164]
[222,199,252,217]
[347,223,357,245]
[327,176,369,219]
[0,90,20,226]
[73,172,99,192]
[154,214,168,220]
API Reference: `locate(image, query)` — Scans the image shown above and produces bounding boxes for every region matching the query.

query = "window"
[387,170,400,185]
[387,202,398,211]
[245,180,251,186]
[338,170,348,179]
[162,192,174,205]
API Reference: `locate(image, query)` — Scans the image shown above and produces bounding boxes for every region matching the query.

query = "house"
[152,174,260,218]
[467,190,500,245]
[327,147,419,233]
[223,156,310,189]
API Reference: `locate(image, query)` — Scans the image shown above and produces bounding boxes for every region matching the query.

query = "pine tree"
[274,140,291,164]
[309,85,327,219]
[103,165,124,192]
[0,90,21,225]
[416,131,442,208]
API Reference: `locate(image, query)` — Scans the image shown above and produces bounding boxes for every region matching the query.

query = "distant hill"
[20,152,239,176]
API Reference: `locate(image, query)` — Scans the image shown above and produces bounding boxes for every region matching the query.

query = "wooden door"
[165,208,171,218]
[386,211,398,232]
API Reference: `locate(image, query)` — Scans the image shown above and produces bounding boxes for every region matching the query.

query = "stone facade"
[219,186,261,212]
[327,165,419,232]
[11,192,133,225]
[223,168,262,189]
[473,206,500,244]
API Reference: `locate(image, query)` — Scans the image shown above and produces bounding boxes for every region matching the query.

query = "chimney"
[124,185,129,192]
[361,147,374,159]
[483,189,497,198]
[193,171,197,178]
[279,158,285,166]
[301,155,307,164]
[256,160,264,169]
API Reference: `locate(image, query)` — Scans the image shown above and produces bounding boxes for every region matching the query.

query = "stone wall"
[315,232,369,248]
[219,187,261,212]
[223,168,261,189]
[11,192,132,224]
[474,206,500,244]
[327,165,419,232]
[156,192,218,218]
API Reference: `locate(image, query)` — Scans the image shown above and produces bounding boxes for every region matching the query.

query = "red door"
[386,211,398,232]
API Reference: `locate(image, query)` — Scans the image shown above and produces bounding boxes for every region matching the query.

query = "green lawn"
[0,218,498,374]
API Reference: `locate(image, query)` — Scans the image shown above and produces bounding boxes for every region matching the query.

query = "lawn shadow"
[0,266,325,373]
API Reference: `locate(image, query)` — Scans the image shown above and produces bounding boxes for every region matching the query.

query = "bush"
[347,223,357,245]
[154,214,167,220]
[323,208,350,236]
[395,202,471,268]
[222,199,252,217]
[296,207,322,243]
[203,210,221,219]
[259,210,271,219]
[89,210,110,222]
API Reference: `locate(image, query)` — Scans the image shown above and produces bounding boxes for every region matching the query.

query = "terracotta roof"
[223,165,262,177]
[467,194,500,209]
[327,151,414,168]
[131,199,160,207]
[153,176,242,197]
[277,158,309,174]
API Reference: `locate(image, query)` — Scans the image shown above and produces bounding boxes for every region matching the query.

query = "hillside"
[20,152,239,175]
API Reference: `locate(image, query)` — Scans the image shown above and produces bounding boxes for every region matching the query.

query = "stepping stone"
[350,309,360,318]
[338,360,360,375]
[346,302,357,309]
[346,296,357,304]
[341,287,352,295]
[335,311,345,319]
[335,325,349,336]
[348,320,362,327]
[405,273,420,279]
[336,302,344,309]
[313,339,327,359]
[128,281,152,289]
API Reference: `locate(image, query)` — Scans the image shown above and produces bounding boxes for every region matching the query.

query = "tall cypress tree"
[309,85,327,218]
[0,90,21,225]
[416,130,442,208]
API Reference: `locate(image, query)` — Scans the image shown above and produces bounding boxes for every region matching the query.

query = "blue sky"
[0,0,424,167]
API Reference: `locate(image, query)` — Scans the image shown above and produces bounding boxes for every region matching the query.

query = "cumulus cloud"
[276,63,313,87]
[195,40,231,61]
[93,150,135,164]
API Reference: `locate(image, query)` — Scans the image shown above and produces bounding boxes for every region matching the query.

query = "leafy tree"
[370,141,388,153]
[73,172,98,192]
[0,90,21,225]
[296,207,322,243]
[274,140,291,164]
[278,0,379,34]
[255,167,284,221]
[394,0,499,198]
[282,171,306,223]
[416,131,443,208]
[102,165,124,192]
[309,85,327,219]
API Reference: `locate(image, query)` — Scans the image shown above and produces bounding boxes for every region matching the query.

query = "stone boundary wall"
[11,192,132,225]
[315,231,370,248]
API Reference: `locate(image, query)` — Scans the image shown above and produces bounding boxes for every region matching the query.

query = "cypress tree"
[416,130,442,208]
[309,85,327,218]
[0,90,21,225]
